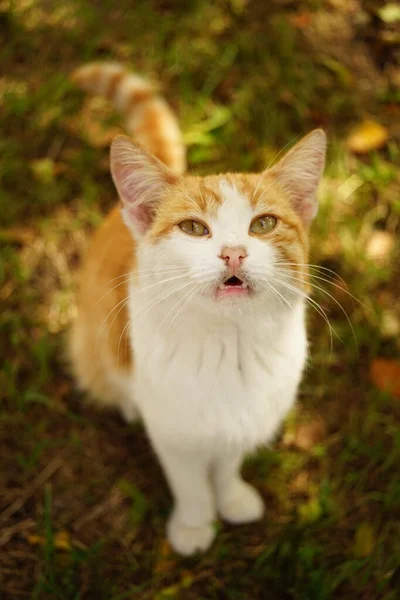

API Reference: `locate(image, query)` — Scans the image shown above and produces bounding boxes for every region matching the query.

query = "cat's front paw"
[218,480,264,524]
[167,514,215,556]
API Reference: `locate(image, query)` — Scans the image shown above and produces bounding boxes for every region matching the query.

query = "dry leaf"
[346,120,389,154]
[366,231,395,262]
[378,4,400,24]
[289,11,313,29]
[154,538,177,575]
[26,530,72,551]
[381,310,400,338]
[292,418,327,451]
[370,358,400,399]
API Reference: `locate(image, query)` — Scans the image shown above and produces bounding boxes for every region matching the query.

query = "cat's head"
[110,131,326,314]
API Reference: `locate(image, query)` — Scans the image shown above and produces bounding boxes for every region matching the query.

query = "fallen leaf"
[346,121,389,154]
[53,531,72,551]
[289,11,313,29]
[26,530,72,551]
[378,4,400,24]
[292,418,327,451]
[381,310,400,338]
[370,358,400,399]
[154,539,177,575]
[366,230,395,261]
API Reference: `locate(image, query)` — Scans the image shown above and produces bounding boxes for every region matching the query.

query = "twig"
[73,485,123,530]
[0,451,67,525]
[0,518,35,547]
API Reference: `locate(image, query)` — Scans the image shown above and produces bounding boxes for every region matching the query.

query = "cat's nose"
[220,246,248,270]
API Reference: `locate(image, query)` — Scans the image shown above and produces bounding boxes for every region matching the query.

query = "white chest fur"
[129,291,307,454]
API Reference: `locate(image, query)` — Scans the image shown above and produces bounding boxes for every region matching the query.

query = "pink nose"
[220,246,248,270]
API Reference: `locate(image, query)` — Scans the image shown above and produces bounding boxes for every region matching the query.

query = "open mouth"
[221,276,247,288]
[217,275,249,297]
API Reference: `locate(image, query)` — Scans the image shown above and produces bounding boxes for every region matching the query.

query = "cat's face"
[144,174,308,308]
[110,131,326,313]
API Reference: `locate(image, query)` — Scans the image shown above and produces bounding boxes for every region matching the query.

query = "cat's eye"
[250,215,278,234]
[178,220,209,237]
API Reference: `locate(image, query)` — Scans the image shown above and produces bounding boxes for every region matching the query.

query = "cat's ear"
[269,129,326,226]
[110,135,179,236]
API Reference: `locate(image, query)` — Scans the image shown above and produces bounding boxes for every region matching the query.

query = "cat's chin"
[215,286,250,299]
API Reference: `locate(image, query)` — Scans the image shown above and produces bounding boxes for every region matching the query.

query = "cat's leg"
[120,397,140,423]
[108,370,139,423]
[212,449,264,524]
[153,442,216,555]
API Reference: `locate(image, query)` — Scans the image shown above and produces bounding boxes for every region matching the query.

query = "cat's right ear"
[110,136,179,236]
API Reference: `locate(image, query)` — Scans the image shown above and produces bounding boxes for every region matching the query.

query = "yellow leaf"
[365,231,395,262]
[26,530,72,551]
[26,534,42,546]
[54,531,72,551]
[346,121,389,154]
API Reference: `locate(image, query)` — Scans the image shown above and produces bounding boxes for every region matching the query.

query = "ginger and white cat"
[70,63,326,555]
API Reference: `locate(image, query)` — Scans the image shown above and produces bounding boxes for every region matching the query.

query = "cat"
[69,62,326,555]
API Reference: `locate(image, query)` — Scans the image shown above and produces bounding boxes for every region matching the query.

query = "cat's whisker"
[133,279,195,322]
[280,269,363,307]
[99,273,190,337]
[115,284,186,364]
[163,282,203,336]
[132,272,191,295]
[251,135,303,205]
[96,277,134,304]
[266,135,302,170]
[117,279,198,363]
[277,272,358,348]
[98,267,190,304]
[97,294,130,344]
[261,281,293,310]
[275,261,348,287]
[103,264,189,286]
[157,281,198,333]
[272,277,337,349]
[100,275,193,347]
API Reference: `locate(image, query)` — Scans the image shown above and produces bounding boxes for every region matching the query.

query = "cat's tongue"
[216,276,249,298]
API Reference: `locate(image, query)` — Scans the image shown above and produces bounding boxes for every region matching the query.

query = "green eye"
[250,215,278,234]
[178,220,209,237]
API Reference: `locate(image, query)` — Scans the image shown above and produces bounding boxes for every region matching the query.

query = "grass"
[1,0,400,598]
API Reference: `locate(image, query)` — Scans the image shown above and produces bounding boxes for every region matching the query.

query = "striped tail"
[71,62,186,175]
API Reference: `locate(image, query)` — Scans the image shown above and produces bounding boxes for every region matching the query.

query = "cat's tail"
[71,62,186,174]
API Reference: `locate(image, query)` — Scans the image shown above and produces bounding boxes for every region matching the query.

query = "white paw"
[218,480,264,524]
[167,514,215,556]
[120,401,139,423]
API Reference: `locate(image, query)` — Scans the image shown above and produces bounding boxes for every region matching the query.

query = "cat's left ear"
[269,129,327,226]
[110,135,179,236]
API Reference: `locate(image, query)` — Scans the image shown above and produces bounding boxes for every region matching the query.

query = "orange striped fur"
[71,62,186,174]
